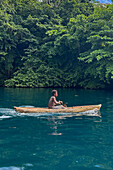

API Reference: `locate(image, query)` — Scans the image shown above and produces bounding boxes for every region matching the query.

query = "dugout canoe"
[14,104,101,113]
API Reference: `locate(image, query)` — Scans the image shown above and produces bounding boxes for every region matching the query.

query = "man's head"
[51,90,58,97]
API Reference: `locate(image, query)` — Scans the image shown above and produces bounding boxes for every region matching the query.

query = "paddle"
[63,103,67,107]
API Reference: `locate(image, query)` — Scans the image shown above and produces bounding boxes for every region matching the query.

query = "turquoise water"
[0,88,113,169]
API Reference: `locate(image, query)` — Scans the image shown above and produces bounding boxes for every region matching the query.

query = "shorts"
[52,105,65,109]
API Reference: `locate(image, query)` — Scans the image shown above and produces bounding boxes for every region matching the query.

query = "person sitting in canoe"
[48,90,65,109]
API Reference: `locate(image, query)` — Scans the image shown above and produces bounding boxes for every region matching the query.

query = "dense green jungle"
[0,0,113,89]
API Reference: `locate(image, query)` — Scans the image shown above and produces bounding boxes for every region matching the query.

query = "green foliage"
[1,0,113,89]
[5,66,64,87]
[79,4,113,88]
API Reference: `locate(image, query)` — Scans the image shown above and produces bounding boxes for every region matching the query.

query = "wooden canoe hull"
[14,104,101,113]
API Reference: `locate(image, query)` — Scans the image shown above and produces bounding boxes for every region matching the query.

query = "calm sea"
[0,87,113,170]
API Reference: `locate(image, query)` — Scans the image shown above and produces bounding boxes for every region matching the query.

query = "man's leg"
[53,105,65,109]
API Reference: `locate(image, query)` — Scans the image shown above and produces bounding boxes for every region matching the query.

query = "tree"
[79,3,113,88]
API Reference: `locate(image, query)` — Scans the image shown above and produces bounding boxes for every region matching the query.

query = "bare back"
[48,96,58,109]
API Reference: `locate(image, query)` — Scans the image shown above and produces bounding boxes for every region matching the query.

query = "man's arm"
[53,97,63,105]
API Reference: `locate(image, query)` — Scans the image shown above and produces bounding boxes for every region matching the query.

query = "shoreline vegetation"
[0,0,113,89]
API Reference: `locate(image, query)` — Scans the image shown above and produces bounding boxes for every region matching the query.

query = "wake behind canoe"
[14,104,101,113]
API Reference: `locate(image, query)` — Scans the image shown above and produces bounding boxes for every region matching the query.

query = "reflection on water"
[1,88,113,169]
[47,117,63,136]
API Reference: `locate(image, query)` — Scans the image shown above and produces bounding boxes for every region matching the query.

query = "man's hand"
[59,101,63,104]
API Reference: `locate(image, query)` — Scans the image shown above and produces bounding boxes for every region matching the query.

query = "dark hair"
[51,90,57,96]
